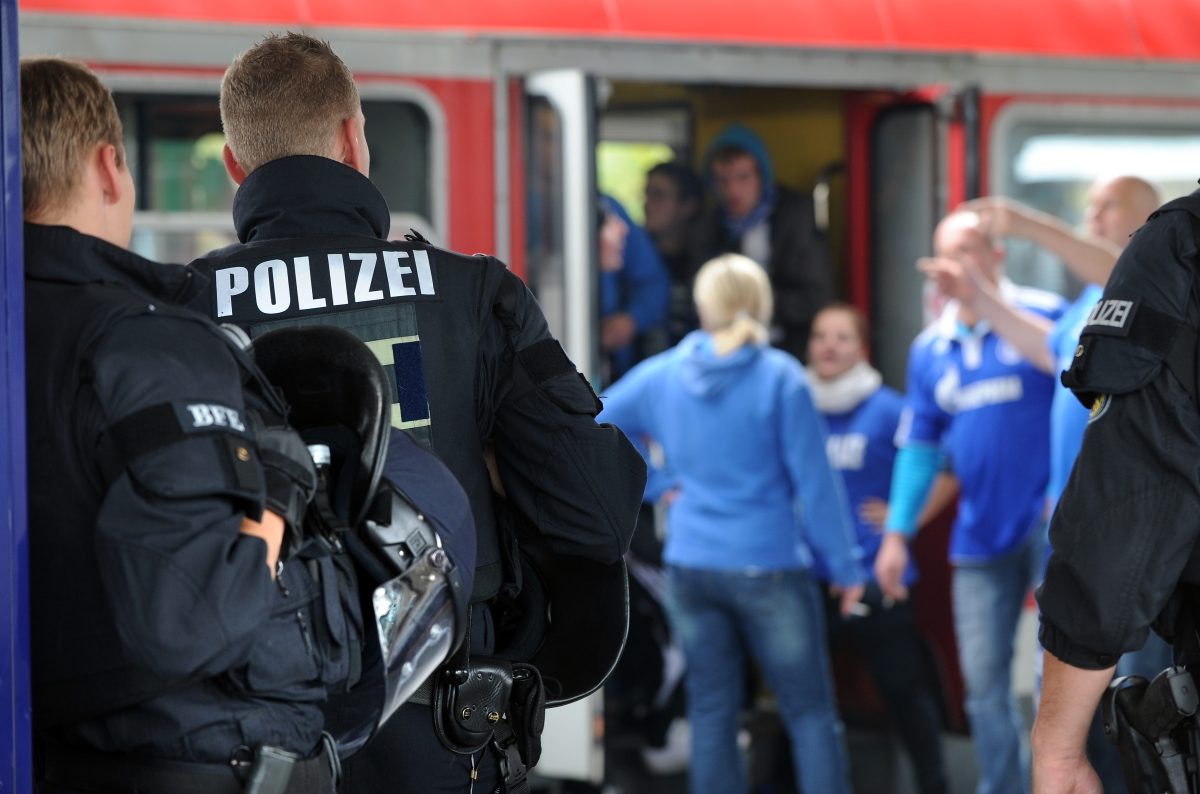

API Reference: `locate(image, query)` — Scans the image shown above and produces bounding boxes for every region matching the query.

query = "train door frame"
[0,0,32,788]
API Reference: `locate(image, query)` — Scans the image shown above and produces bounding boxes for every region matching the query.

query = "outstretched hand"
[959,196,1036,240]
[918,256,986,307]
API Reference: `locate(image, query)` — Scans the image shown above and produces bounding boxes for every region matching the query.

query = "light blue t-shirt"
[902,286,1066,564]
[1045,284,1104,512]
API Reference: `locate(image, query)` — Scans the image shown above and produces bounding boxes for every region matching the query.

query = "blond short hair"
[20,58,125,219]
[693,254,774,355]
[220,32,360,175]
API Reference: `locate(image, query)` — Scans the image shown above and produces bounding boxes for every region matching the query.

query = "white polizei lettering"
[293,256,327,311]
[414,250,436,295]
[327,254,350,306]
[351,253,384,303]
[826,433,868,471]
[382,251,416,297]
[214,267,249,318]
[1087,299,1134,329]
[187,404,215,427]
[254,260,291,315]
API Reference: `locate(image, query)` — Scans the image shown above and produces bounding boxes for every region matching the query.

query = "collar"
[232,155,391,244]
[806,361,883,414]
[24,223,203,304]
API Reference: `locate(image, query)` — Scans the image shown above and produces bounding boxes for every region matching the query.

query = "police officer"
[22,58,347,793]
[189,33,646,793]
[1033,187,1200,793]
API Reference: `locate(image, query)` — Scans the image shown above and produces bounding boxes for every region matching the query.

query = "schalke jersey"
[817,385,911,583]
[1046,284,1103,511]
[902,285,1065,563]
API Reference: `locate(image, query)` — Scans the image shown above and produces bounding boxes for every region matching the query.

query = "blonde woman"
[600,254,864,794]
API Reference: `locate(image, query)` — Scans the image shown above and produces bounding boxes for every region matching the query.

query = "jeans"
[952,535,1043,794]
[827,582,948,793]
[665,565,851,794]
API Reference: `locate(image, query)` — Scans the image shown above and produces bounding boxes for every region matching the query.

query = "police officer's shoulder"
[92,310,245,413]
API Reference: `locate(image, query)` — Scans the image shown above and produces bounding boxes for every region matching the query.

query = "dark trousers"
[827,582,948,794]
[342,702,502,794]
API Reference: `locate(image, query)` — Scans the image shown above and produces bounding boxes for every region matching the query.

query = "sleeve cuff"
[1037,613,1121,671]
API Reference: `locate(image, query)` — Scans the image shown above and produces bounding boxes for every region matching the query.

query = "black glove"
[247,408,317,553]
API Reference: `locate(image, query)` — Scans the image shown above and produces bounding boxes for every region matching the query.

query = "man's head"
[643,162,701,238]
[20,58,134,247]
[1085,175,1161,249]
[933,211,1004,286]
[710,148,762,221]
[809,303,869,382]
[220,32,367,182]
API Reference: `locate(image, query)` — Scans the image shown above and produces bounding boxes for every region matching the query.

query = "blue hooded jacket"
[600,195,670,378]
[599,332,865,586]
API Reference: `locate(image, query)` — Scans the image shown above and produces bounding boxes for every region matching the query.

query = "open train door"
[0,0,33,788]
[845,87,969,735]
[522,69,608,786]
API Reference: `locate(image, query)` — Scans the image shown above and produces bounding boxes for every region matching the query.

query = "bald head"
[1086,176,1161,249]
[933,211,1005,285]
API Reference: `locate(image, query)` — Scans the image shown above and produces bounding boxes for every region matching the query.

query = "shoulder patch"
[1084,299,1137,336]
[1088,393,1112,424]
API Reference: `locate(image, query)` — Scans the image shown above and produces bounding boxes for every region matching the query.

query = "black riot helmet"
[251,325,467,755]
[493,501,629,707]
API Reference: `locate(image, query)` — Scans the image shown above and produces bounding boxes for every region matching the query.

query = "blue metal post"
[0,0,32,790]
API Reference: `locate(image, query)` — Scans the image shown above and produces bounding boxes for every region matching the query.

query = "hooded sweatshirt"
[599,331,864,586]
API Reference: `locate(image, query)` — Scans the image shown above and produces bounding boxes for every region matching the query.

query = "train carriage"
[7,0,1200,787]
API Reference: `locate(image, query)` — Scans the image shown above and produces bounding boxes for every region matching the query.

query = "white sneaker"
[641,718,691,775]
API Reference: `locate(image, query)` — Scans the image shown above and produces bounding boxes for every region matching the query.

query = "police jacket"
[25,223,351,761]
[189,156,646,607]
[1037,191,1200,670]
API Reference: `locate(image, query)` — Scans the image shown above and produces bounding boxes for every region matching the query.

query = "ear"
[223,143,247,185]
[338,114,369,176]
[96,143,129,206]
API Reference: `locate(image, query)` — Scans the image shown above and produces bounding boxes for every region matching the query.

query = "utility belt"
[40,735,340,794]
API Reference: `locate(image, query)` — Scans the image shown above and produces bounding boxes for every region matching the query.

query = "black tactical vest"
[193,229,513,601]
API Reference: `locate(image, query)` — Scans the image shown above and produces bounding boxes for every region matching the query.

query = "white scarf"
[806,361,883,414]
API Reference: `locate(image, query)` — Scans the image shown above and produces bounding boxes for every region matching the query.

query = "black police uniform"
[25,223,347,793]
[188,156,646,792]
[1038,191,1200,670]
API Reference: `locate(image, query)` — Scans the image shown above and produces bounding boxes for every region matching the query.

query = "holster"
[432,653,546,791]
[1104,668,1200,793]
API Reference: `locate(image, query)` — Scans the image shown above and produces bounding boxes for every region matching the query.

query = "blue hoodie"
[599,332,865,586]
[600,195,670,378]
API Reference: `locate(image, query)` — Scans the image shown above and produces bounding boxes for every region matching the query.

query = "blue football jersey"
[901,285,1065,563]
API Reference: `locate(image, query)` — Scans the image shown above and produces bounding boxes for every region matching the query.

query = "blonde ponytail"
[693,254,773,355]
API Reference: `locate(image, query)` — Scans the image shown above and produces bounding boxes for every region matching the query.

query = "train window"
[597,107,689,223]
[361,99,432,226]
[526,97,567,338]
[870,105,939,389]
[993,108,1200,298]
[114,94,434,264]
